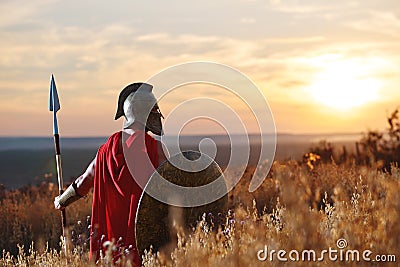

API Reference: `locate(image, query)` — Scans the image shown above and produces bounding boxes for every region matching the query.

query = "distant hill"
[0,133,361,189]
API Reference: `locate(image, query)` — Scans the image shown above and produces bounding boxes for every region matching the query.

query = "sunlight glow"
[307,58,382,110]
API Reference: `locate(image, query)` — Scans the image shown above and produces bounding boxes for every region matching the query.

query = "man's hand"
[54,195,65,210]
[53,157,95,211]
[53,182,82,209]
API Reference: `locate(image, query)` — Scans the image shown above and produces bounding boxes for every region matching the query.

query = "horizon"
[0,132,363,153]
[0,131,365,138]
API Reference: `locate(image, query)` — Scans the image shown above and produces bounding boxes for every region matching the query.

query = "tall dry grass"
[1,161,399,266]
[0,181,92,256]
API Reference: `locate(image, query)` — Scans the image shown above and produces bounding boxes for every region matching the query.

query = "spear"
[48,74,67,253]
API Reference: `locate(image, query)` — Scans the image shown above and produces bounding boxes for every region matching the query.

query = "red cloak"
[90,131,159,265]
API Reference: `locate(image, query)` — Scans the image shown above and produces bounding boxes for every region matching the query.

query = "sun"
[307,57,382,110]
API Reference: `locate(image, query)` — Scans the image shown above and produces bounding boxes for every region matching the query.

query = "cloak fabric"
[90,130,159,265]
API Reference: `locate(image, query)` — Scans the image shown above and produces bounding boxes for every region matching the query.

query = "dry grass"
[1,161,399,266]
[0,181,92,256]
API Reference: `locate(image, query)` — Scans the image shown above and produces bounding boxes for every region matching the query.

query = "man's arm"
[75,157,96,196]
[54,156,96,210]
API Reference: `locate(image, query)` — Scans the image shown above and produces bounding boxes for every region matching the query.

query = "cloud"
[267,0,339,14]
[269,0,281,4]
[346,11,400,37]
[0,1,38,26]
[1,25,398,105]
[240,18,256,24]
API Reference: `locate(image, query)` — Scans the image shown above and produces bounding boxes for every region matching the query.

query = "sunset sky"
[1,0,399,136]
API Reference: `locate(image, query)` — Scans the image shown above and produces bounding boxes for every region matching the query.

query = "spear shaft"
[49,74,67,253]
[54,133,67,238]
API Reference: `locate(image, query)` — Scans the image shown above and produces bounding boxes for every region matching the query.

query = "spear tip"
[49,74,60,112]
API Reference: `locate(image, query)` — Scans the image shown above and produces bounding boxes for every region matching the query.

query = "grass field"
[0,159,399,266]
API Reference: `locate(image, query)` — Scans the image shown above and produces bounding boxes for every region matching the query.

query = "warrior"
[54,82,165,265]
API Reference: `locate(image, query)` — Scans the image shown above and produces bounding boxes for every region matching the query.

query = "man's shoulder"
[104,131,122,144]
[98,131,122,151]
